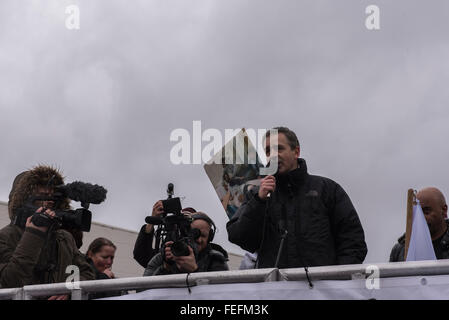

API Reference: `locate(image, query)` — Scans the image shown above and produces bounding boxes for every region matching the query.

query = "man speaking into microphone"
[226,127,367,269]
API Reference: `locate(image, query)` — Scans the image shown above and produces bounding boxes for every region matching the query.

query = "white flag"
[406,199,437,261]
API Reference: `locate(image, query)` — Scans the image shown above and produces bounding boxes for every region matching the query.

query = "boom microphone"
[56,181,107,205]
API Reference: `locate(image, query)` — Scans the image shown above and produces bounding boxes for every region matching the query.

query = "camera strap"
[35,225,58,282]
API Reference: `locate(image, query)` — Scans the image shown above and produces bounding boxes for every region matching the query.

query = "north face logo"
[305,190,319,197]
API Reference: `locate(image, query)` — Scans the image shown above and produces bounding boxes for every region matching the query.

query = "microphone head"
[167,183,174,198]
[56,181,107,204]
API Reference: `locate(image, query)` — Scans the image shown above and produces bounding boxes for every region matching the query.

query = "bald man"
[389,187,449,262]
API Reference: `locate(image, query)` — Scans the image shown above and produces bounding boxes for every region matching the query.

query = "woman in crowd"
[86,237,121,299]
[87,237,117,280]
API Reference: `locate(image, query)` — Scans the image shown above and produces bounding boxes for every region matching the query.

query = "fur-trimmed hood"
[8,165,70,221]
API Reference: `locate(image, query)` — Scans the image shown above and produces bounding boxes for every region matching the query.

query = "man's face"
[265,133,300,175]
[191,219,211,253]
[417,191,448,237]
[32,186,55,209]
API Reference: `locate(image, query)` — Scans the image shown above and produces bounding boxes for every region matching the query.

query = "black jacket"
[133,225,159,268]
[85,256,123,299]
[389,220,449,262]
[226,158,367,269]
[143,243,229,276]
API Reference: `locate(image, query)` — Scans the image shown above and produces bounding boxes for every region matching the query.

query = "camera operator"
[133,200,196,268]
[0,165,95,296]
[143,213,229,276]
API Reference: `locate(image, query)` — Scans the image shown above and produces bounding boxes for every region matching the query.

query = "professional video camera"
[14,181,107,232]
[145,183,199,258]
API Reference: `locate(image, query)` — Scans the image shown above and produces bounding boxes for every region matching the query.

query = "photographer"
[0,165,96,293]
[143,213,229,276]
[133,200,197,268]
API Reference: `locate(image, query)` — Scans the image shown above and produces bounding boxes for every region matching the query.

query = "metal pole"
[3,261,449,299]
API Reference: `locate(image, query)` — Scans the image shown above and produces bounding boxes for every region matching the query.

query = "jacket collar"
[197,243,228,260]
[275,158,308,188]
[439,220,449,247]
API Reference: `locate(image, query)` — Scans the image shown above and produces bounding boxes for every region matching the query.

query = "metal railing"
[2,259,449,300]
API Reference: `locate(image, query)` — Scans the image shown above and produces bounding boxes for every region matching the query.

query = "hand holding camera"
[163,241,198,273]
[172,245,198,273]
[26,207,56,233]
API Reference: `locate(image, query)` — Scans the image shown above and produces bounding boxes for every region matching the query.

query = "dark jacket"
[143,243,229,276]
[85,256,122,299]
[389,220,449,262]
[0,166,96,288]
[133,225,159,268]
[226,158,367,269]
[0,224,95,288]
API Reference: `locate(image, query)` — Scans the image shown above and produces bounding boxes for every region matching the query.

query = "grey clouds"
[1,0,449,263]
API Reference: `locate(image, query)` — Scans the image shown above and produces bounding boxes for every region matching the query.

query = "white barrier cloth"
[103,274,449,300]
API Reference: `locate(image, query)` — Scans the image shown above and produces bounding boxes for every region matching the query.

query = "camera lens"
[171,240,190,256]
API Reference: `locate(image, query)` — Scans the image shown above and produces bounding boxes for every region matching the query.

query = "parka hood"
[8,165,70,221]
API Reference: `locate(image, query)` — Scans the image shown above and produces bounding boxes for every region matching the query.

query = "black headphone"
[191,213,216,242]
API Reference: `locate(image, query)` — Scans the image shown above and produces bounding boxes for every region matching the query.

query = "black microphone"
[145,216,163,225]
[56,181,107,205]
[167,183,174,199]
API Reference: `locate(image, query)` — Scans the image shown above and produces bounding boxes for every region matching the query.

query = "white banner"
[103,274,449,300]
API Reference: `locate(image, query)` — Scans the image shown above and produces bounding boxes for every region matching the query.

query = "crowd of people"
[0,126,447,299]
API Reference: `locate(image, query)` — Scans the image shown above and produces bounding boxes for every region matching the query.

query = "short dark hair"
[265,127,300,150]
[87,237,116,255]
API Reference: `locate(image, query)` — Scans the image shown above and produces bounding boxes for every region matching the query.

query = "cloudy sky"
[1,0,449,264]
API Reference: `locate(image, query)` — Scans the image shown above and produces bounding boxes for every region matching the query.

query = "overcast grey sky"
[1,0,449,264]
